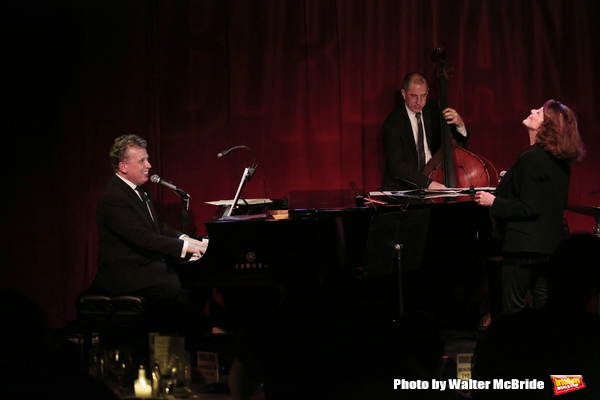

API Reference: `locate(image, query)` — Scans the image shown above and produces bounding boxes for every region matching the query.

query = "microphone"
[217,145,255,162]
[458,166,476,199]
[150,174,189,198]
[217,145,257,180]
[425,166,439,188]
[459,164,489,189]
[458,166,475,189]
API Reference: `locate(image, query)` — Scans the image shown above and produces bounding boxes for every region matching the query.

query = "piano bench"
[76,294,145,328]
[75,292,146,351]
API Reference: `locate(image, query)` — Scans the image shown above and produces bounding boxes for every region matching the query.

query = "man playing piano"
[92,134,207,327]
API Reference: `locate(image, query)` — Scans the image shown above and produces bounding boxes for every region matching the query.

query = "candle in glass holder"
[134,366,152,398]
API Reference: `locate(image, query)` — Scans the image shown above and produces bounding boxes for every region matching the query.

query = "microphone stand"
[169,188,191,234]
[180,194,190,234]
[150,173,192,233]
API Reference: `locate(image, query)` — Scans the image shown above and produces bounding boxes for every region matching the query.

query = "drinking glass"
[157,353,178,395]
[106,347,134,395]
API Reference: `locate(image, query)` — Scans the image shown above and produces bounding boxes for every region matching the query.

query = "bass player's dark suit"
[381,99,468,190]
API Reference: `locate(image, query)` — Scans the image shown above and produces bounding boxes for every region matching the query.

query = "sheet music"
[369,187,495,199]
[205,198,273,206]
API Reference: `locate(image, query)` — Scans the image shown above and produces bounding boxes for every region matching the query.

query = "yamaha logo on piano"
[235,252,268,270]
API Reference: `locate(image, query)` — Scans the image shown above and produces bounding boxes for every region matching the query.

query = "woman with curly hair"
[474,99,586,313]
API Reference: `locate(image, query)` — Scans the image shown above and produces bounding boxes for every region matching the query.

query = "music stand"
[362,208,431,319]
[225,166,255,217]
[218,145,257,217]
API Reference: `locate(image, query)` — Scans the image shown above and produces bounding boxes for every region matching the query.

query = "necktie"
[416,112,425,172]
[135,186,155,222]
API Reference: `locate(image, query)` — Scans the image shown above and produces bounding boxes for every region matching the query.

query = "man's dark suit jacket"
[381,99,469,190]
[491,144,570,255]
[95,174,185,294]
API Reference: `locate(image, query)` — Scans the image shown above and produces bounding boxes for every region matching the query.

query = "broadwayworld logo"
[551,375,586,395]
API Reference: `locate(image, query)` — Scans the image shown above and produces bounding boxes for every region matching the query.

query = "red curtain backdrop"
[3,0,599,328]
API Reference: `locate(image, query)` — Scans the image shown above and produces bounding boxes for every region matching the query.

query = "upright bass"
[422,46,498,190]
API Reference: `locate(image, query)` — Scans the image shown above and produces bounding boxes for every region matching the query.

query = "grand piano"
[179,188,496,327]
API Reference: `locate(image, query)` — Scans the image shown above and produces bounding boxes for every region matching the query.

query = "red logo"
[550,375,586,395]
